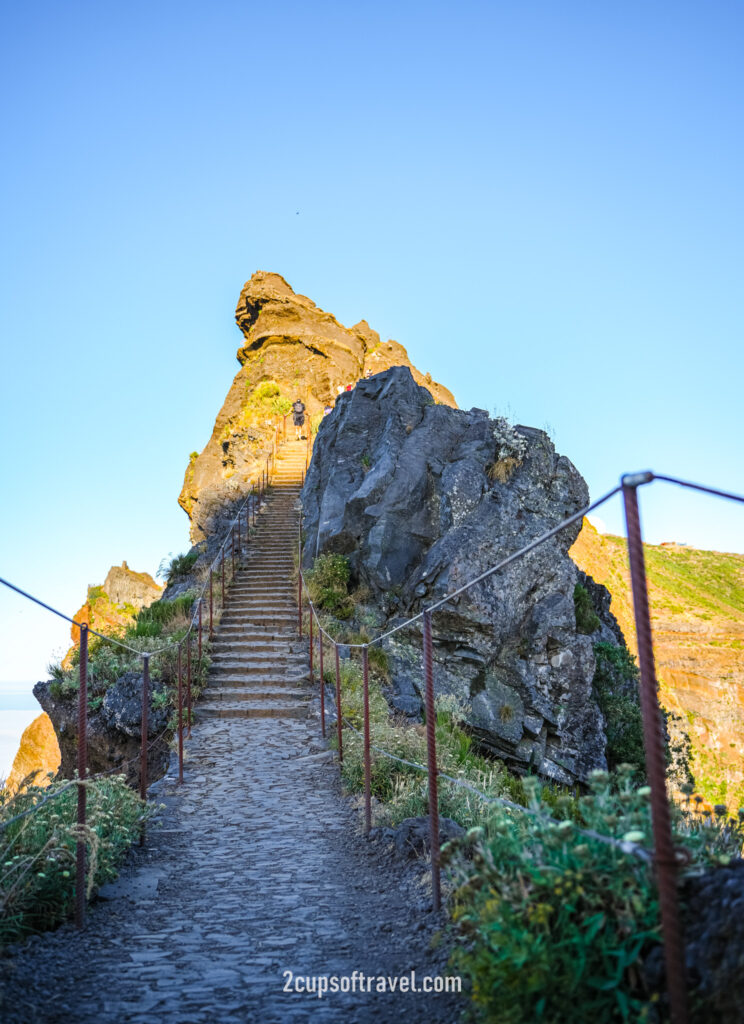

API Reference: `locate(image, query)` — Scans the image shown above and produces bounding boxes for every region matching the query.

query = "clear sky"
[1,0,742,688]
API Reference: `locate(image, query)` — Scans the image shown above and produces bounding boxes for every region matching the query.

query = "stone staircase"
[198,440,311,720]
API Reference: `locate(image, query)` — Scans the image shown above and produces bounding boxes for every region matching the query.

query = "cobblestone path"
[1,443,465,1024]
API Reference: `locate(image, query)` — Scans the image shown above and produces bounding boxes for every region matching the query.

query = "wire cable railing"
[2,433,743,1024]
[0,412,291,927]
[298,468,743,1024]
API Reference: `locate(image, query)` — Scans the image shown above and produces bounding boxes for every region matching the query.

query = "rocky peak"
[181,271,456,542]
[63,563,162,668]
[102,563,162,610]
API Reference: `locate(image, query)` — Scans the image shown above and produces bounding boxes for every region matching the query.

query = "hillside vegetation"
[571,521,744,809]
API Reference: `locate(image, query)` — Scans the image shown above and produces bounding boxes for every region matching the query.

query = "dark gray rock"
[34,671,171,789]
[301,366,606,783]
[644,859,744,1023]
[393,816,465,858]
[578,569,625,646]
[101,671,169,739]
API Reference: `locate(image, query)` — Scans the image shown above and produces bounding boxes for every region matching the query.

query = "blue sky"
[1,0,742,688]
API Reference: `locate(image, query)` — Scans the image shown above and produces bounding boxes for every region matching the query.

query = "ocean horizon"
[0,686,43,781]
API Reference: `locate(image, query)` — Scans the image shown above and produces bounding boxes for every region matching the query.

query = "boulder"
[392,816,465,859]
[301,366,606,784]
[644,859,744,1023]
[34,672,170,789]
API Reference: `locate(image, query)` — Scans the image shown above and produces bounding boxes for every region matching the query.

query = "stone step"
[213,627,296,639]
[210,662,307,676]
[217,621,297,631]
[207,673,309,687]
[202,687,310,701]
[211,644,290,656]
[211,651,306,665]
[197,703,309,719]
[210,651,304,664]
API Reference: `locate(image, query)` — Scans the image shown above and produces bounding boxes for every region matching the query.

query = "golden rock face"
[180,271,456,542]
[5,713,61,795]
[62,564,163,670]
[571,519,744,808]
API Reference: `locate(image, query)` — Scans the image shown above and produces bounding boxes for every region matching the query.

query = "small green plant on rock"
[487,418,529,484]
[574,582,601,633]
[306,554,353,618]
[592,642,645,772]
[161,550,199,585]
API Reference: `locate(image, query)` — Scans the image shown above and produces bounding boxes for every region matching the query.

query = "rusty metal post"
[177,644,184,784]
[423,610,441,911]
[622,474,688,1024]
[319,626,326,737]
[237,509,241,555]
[140,654,150,802]
[209,569,214,640]
[221,548,225,606]
[298,572,303,638]
[231,526,236,576]
[363,646,371,835]
[198,599,202,661]
[252,485,256,527]
[309,608,314,684]
[186,633,192,739]
[335,643,343,764]
[75,623,88,928]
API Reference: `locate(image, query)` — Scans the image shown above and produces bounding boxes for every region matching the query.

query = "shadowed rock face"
[33,673,170,788]
[301,366,605,784]
[180,271,456,543]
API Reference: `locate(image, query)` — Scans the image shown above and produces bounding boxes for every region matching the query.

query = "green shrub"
[163,550,199,584]
[307,554,353,618]
[132,594,195,637]
[593,642,645,773]
[249,380,292,416]
[448,768,744,1023]
[0,775,152,948]
[574,583,601,634]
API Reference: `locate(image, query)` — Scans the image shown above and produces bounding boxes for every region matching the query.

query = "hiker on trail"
[292,398,306,440]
